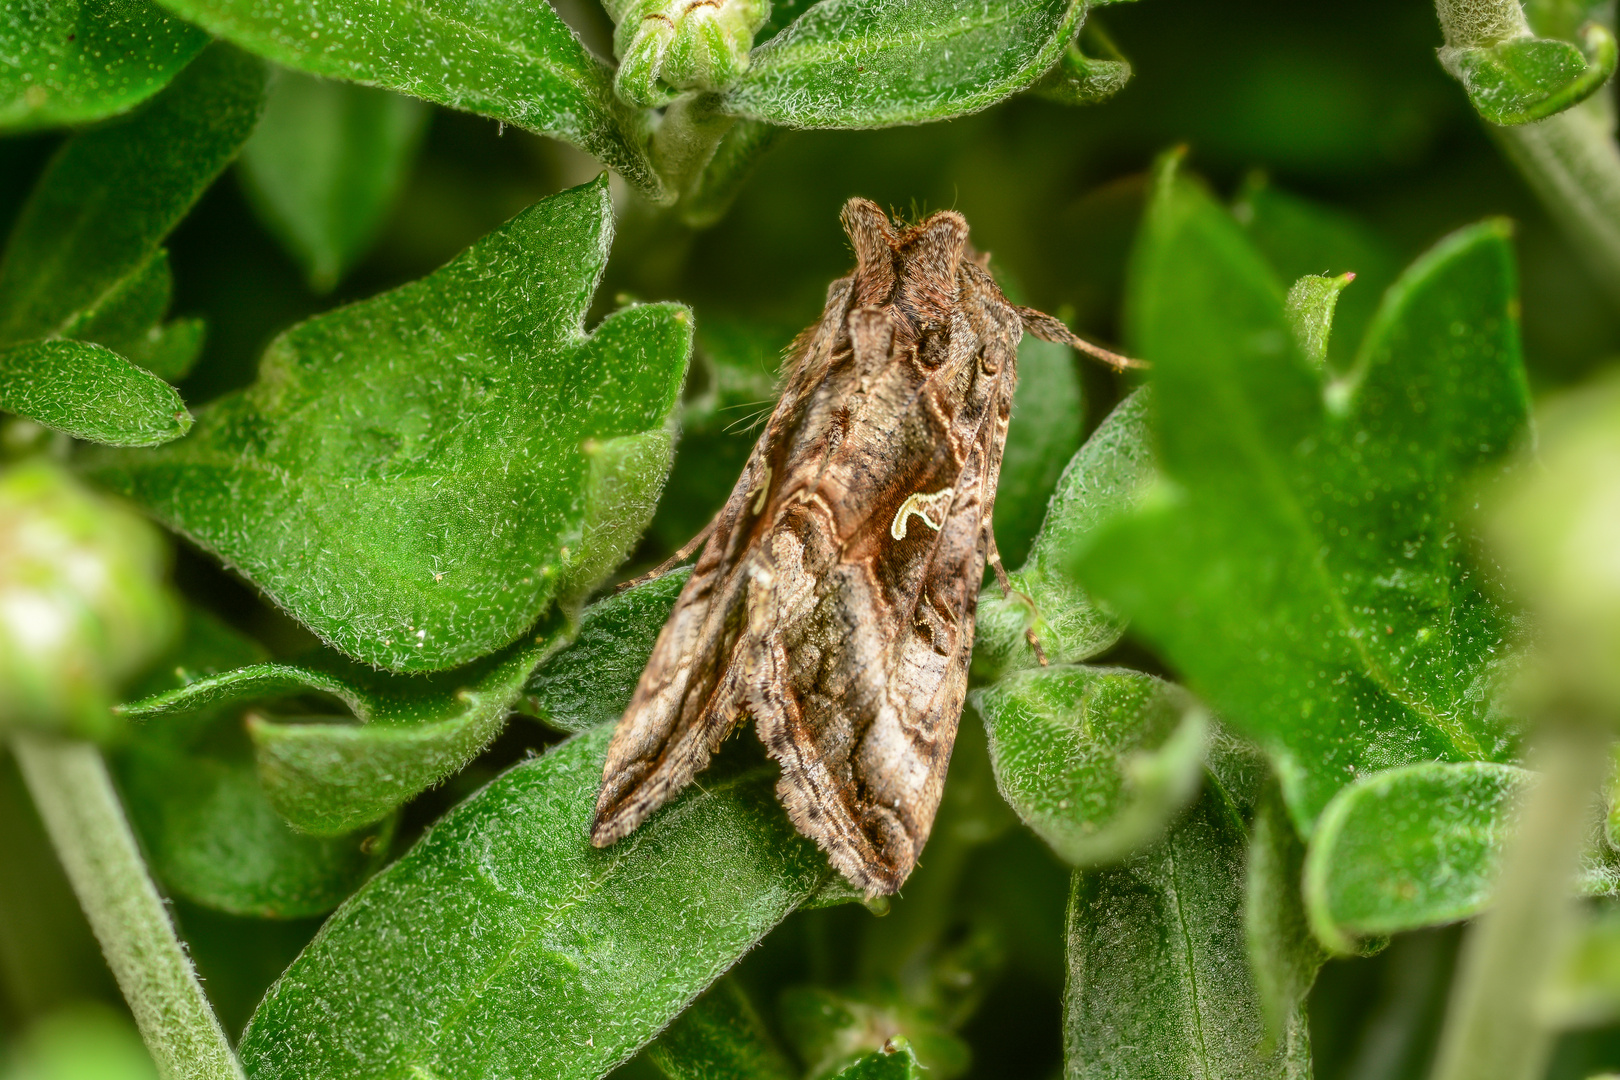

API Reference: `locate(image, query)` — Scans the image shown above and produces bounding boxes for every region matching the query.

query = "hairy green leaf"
[240,69,429,292]
[994,332,1084,569]
[780,984,970,1080]
[722,0,1085,128]
[237,726,828,1080]
[1442,24,1618,126]
[974,388,1153,681]
[830,1046,925,1080]
[152,0,662,196]
[92,177,692,673]
[645,977,797,1080]
[1032,19,1132,105]
[119,620,564,835]
[1075,161,1528,834]
[59,250,206,383]
[0,0,208,132]
[1246,780,1327,1050]
[0,341,190,447]
[1064,786,1311,1078]
[525,568,689,735]
[0,44,264,348]
[973,665,1207,867]
[1284,272,1353,369]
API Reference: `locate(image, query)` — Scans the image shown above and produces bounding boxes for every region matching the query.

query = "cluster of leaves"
[8,1,1620,1079]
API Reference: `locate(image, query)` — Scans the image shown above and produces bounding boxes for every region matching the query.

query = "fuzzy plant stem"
[10,732,245,1080]
[1434,0,1620,308]
[1428,723,1612,1080]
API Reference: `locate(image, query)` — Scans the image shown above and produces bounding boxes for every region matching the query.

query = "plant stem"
[649,92,736,207]
[1428,723,1612,1080]
[10,732,245,1080]
[1492,100,1620,308]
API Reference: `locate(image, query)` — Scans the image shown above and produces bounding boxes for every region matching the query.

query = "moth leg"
[615,514,721,592]
[985,526,1049,667]
[1016,305,1146,372]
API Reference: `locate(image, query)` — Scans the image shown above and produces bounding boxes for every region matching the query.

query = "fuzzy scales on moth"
[591,198,1135,896]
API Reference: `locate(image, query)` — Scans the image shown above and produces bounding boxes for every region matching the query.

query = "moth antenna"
[840,198,897,306]
[615,515,720,591]
[1025,628,1050,667]
[1016,305,1146,372]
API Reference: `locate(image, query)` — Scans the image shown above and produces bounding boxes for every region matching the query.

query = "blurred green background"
[5,0,1620,1076]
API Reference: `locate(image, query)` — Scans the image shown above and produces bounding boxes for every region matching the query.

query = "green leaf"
[525,568,689,735]
[2,1004,161,1080]
[152,0,663,197]
[119,620,565,835]
[236,726,829,1080]
[1246,780,1327,1050]
[829,1046,924,1080]
[993,332,1084,569]
[780,987,965,1080]
[1032,19,1132,106]
[0,341,191,447]
[118,609,393,919]
[644,977,797,1080]
[721,0,1085,128]
[1074,161,1529,834]
[1284,272,1354,370]
[1064,786,1311,1078]
[972,665,1207,867]
[973,388,1153,681]
[91,177,693,673]
[240,69,429,292]
[58,250,206,383]
[0,44,265,348]
[1442,24,1618,126]
[0,0,208,133]
[1544,905,1620,1030]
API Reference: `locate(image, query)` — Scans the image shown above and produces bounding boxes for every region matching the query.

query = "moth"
[591,199,1136,895]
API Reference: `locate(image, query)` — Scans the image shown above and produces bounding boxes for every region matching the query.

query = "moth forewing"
[593,199,1040,895]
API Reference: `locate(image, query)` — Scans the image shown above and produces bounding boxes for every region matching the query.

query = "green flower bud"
[604,0,770,107]
[0,460,179,739]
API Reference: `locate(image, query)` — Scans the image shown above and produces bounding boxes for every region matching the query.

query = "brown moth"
[591,198,1136,895]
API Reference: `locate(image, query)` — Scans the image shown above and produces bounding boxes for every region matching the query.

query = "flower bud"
[604,0,770,106]
[0,460,179,738]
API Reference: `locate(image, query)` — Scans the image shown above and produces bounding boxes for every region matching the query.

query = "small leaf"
[993,332,1085,569]
[120,621,564,835]
[781,987,965,1080]
[1075,161,1528,834]
[153,0,663,197]
[1442,24,1618,126]
[1544,906,1620,1030]
[679,117,785,228]
[1032,19,1132,105]
[1065,786,1310,1078]
[239,69,430,292]
[972,665,1207,867]
[829,1045,925,1080]
[1284,272,1354,370]
[644,977,797,1080]
[91,177,693,673]
[1302,761,1620,953]
[1246,780,1327,1049]
[0,44,265,348]
[0,0,208,132]
[722,0,1085,128]
[58,250,206,382]
[973,388,1154,681]
[236,726,829,1080]
[525,568,690,735]
[0,341,191,448]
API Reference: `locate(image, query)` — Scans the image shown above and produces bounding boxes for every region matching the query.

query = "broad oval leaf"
[1075,160,1528,834]
[721,0,1085,128]
[1065,787,1310,1078]
[237,726,829,1080]
[91,176,693,672]
[974,388,1154,681]
[972,665,1207,867]
[0,340,191,447]
[0,0,208,132]
[0,44,264,348]
[239,69,430,292]
[119,622,565,835]
[153,0,663,196]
